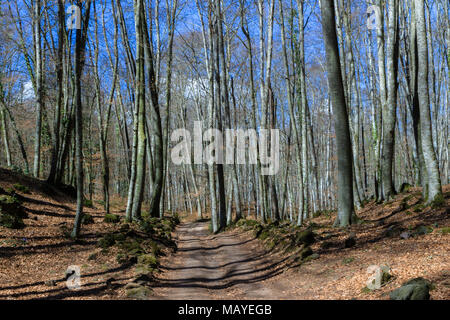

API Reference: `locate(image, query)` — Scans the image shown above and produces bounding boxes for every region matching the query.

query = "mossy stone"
[294,229,315,246]
[390,278,431,300]
[0,195,27,229]
[126,286,152,300]
[299,246,313,260]
[82,213,94,225]
[137,254,158,267]
[13,183,30,194]
[104,214,120,223]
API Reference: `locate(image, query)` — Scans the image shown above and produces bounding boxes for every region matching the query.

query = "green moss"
[84,199,94,208]
[13,183,30,194]
[135,264,155,276]
[342,257,355,265]
[5,187,14,194]
[294,229,315,246]
[0,195,27,229]
[81,213,94,225]
[104,214,120,223]
[126,286,152,299]
[439,227,450,235]
[400,183,412,193]
[137,254,158,267]
[97,233,116,248]
[361,287,372,294]
[413,204,426,213]
[258,229,270,240]
[299,246,313,260]
[430,193,444,209]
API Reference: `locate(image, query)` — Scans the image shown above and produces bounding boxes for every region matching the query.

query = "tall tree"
[320,0,356,227]
[381,0,399,200]
[414,0,443,204]
[71,0,92,239]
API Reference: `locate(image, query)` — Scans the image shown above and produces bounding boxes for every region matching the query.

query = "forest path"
[149,221,294,300]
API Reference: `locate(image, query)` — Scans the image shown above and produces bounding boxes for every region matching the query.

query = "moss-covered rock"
[293,229,315,246]
[390,278,431,300]
[84,199,94,208]
[135,264,155,276]
[81,213,94,225]
[430,193,444,209]
[413,225,433,236]
[137,254,158,267]
[104,214,120,223]
[299,246,313,260]
[399,183,412,193]
[13,183,30,194]
[126,285,153,300]
[0,195,27,229]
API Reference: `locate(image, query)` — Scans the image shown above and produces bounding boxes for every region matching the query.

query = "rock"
[104,214,121,223]
[303,253,320,262]
[126,286,152,300]
[400,231,412,240]
[135,264,154,276]
[390,277,431,300]
[0,195,27,229]
[97,234,116,248]
[294,229,315,246]
[400,183,412,193]
[413,225,433,236]
[88,252,98,261]
[344,233,356,248]
[299,246,313,260]
[320,241,336,249]
[82,214,94,225]
[137,254,158,267]
[383,225,403,237]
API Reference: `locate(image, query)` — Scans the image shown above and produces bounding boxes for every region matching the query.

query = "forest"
[0,0,448,301]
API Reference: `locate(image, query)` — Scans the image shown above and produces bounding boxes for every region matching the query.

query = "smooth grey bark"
[71,0,92,239]
[414,0,443,204]
[33,0,43,178]
[320,0,355,227]
[381,0,399,200]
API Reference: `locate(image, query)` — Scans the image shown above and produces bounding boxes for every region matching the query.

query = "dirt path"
[150,221,294,300]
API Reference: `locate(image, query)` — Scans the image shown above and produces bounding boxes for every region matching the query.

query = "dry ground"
[0,168,449,300]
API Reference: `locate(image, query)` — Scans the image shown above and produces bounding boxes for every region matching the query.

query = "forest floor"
[0,167,449,300]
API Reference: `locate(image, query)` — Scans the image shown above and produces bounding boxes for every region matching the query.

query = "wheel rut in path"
[150,221,295,300]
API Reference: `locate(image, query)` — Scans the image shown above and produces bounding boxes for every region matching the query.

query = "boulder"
[126,285,152,300]
[413,225,433,236]
[299,246,313,260]
[400,231,412,240]
[104,214,120,223]
[82,213,94,225]
[294,229,315,246]
[0,195,27,229]
[390,278,431,300]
